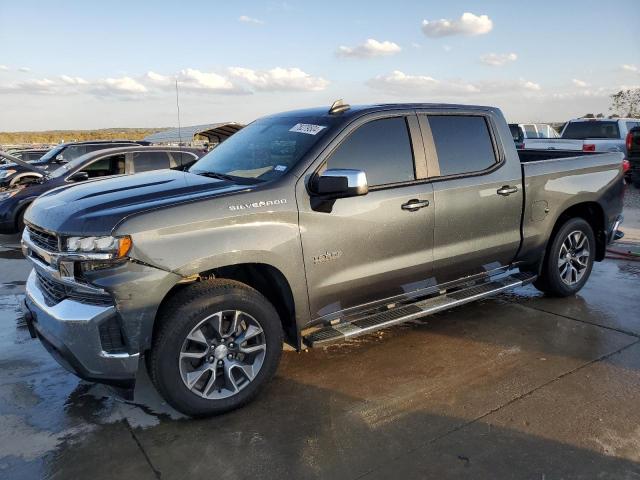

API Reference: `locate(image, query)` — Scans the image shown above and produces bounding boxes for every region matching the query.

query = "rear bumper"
[24,270,138,386]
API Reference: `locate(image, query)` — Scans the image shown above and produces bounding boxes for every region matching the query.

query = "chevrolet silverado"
[21,102,624,416]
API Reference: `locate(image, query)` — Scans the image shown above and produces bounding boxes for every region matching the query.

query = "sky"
[0,0,639,131]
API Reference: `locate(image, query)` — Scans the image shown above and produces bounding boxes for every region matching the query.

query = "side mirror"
[55,154,67,164]
[69,171,89,182]
[312,168,368,198]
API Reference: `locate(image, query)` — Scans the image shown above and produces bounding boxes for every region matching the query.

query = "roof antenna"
[328,99,350,115]
[175,78,183,146]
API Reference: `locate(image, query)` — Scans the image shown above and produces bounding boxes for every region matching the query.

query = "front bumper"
[25,269,139,386]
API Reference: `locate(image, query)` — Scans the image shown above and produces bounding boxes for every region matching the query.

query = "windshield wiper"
[192,170,262,184]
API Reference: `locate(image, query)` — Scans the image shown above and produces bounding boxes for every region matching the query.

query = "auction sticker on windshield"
[289,123,326,135]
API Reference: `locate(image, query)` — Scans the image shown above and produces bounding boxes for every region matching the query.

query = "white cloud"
[92,76,148,95]
[18,67,31,73]
[60,75,88,85]
[572,79,589,88]
[367,70,540,97]
[621,64,638,73]
[239,15,264,24]
[178,68,238,92]
[0,78,57,94]
[0,66,328,98]
[229,66,328,91]
[0,65,8,71]
[145,71,174,87]
[336,39,401,58]
[443,45,453,52]
[422,12,493,38]
[480,53,517,67]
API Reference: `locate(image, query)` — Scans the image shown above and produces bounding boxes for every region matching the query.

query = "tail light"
[623,159,630,173]
[627,132,633,152]
[582,144,596,152]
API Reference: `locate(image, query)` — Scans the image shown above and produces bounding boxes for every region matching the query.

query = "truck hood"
[24,170,250,236]
[0,151,45,173]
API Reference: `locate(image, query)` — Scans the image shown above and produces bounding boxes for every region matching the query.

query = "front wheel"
[148,279,283,417]
[533,217,595,297]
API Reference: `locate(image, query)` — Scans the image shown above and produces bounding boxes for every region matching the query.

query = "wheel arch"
[551,201,606,261]
[155,262,300,350]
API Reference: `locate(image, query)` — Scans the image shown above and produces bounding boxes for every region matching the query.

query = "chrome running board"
[303,271,536,347]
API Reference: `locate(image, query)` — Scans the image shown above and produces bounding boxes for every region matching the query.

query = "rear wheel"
[533,218,595,297]
[148,279,283,417]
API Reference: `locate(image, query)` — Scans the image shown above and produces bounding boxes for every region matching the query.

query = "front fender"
[115,194,310,329]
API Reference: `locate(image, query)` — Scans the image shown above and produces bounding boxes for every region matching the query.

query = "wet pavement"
[1,196,640,479]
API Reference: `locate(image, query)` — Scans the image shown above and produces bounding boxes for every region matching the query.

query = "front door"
[297,114,435,321]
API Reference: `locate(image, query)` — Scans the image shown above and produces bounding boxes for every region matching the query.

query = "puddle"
[0,248,24,260]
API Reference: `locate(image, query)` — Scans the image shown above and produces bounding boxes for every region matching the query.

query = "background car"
[0,140,148,187]
[0,146,204,234]
[509,123,559,149]
[2,148,49,164]
[524,118,640,153]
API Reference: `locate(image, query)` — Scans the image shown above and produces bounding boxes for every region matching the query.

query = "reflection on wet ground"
[0,232,639,478]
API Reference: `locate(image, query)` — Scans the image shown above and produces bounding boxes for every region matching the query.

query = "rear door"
[419,111,523,284]
[297,112,435,320]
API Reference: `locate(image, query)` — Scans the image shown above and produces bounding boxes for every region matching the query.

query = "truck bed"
[517,150,625,266]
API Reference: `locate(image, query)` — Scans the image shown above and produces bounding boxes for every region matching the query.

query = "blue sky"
[1,0,638,130]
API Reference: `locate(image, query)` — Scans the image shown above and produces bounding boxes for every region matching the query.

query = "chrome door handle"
[497,186,518,196]
[401,199,430,211]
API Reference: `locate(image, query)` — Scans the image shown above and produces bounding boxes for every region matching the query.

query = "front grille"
[36,272,112,307]
[37,272,66,305]
[27,225,59,252]
[99,318,126,354]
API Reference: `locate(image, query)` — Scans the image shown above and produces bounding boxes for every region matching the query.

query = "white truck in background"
[524,118,640,154]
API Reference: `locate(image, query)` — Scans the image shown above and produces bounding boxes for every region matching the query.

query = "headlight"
[0,189,19,201]
[66,235,132,258]
[0,169,17,179]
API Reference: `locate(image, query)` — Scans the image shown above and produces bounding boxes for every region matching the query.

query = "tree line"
[0,128,167,146]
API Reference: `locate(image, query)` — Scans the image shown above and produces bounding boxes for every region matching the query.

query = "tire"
[148,279,283,417]
[533,217,595,297]
[16,207,27,233]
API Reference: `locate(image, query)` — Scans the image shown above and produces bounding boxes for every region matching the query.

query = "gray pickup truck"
[21,102,624,416]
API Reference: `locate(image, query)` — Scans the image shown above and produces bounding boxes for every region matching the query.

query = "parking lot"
[0,189,638,480]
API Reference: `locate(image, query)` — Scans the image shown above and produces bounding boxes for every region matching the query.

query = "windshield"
[38,144,65,161]
[562,121,620,139]
[189,116,334,182]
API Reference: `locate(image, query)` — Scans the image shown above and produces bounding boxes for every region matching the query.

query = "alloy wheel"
[557,230,590,286]
[178,310,266,399]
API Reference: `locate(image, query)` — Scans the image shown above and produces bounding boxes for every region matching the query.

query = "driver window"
[325,117,415,186]
[82,154,126,178]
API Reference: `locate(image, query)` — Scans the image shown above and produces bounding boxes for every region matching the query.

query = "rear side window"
[326,117,415,186]
[131,152,171,173]
[428,115,497,176]
[626,122,640,131]
[523,125,537,138]
[509,125,523,142]
[562,121,620,139]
